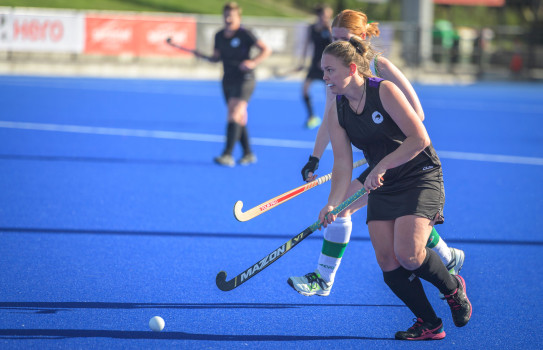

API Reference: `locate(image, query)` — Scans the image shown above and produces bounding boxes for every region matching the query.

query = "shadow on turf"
[0,328,392,341]
[0,302,405,314]
[0,154,215,167]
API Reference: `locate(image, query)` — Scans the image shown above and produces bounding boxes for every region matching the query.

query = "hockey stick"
[272,66,303,79]
[216,186,368,291]
[165,37,193,53]
[234,159,367,222]
[165,37,213,61]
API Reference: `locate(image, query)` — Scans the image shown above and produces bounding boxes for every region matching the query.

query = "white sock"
[317,216,352,283]
[432,239,452,266]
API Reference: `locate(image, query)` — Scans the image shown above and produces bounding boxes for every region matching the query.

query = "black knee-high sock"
[239,125,252,155]
[383,266,438,323]
[303,95,313,118]
[412,248,459,295]
[223,122,241,156]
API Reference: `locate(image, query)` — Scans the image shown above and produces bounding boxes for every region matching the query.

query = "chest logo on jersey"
[372,111,384,124]
[230,37,241,48]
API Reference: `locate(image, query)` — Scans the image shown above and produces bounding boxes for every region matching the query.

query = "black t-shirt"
[214,27,258,81]
[309,23,331,68]
[337,77,441,192]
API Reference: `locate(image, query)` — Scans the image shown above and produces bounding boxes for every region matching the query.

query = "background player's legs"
[302,78,320,129]
[214,98,247,167]
[227,97,248,125]
[227,99,256,165]
[302,79,314,118]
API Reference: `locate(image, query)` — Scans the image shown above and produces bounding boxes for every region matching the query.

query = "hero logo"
[259,200,278,211]
[13,19,64,42]
[241,244,286,282]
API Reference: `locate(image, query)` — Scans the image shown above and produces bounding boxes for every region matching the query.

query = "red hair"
[332,9,380,39]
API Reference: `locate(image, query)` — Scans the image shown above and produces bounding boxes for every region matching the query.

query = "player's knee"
[229,109,247,124]
[395,248,425,270]
[374,251,398,271]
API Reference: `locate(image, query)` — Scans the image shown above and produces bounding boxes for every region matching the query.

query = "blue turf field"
[0,75,542,349]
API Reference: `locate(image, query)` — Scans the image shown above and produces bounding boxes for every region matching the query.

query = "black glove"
[301,155,319,181]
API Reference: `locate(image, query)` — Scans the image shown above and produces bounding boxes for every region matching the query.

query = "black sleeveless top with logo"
[214,27,258,82]
[337,77,442,195]
[309,23,332,69]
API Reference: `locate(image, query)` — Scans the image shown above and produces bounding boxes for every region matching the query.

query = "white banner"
[0,8,85,53]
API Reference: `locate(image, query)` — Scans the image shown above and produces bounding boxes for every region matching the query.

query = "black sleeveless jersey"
[337,77,441,191]
[308,23,331,68]
[214,27,258,81]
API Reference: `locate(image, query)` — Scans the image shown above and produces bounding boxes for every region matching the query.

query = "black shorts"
[306,65,324,81]
[363,168,445,225]
[222,77,255,102]
[357,166,371,184]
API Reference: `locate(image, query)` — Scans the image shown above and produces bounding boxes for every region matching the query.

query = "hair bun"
[348,36,364,55]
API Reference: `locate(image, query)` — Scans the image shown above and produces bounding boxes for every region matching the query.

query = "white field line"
[1,120,542,166]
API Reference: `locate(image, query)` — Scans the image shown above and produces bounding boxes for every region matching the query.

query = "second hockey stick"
[165,37,213,61]
[233,159,366,222]
[216,186,368,291]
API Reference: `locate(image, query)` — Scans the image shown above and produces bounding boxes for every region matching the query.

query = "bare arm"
[165,37,220,63]
[364,81,430,191]
[240,39,272,71]
[318,97,353,227]
[194,47,220,63]
[376,56,425,121]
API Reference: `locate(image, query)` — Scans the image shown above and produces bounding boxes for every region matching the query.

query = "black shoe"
[395,318,446,340]
[444,275,472,327]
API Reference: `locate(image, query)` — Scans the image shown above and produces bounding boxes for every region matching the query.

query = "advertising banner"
[0,8,84,52]
[85,14,196,57]
[434,0,505,6]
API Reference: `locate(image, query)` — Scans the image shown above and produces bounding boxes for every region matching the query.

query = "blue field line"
[1,227,542,246]
[1,120,542,166]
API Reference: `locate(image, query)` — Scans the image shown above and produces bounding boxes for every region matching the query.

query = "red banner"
[85,14,196,56]
[434,0,504,6]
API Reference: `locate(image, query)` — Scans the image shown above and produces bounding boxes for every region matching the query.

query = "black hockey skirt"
[362,168,445,225]
[222,77,256,102]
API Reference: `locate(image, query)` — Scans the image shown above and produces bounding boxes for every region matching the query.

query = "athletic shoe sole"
[452,248,465,275]
[287,278,330,297]
[395,320,446,340]
[454,275,473,327]
[397,331,446,341]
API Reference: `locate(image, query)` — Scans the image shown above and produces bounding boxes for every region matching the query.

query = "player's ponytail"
[324,36,374,77]
[348,36,370,57]
[365,21,380,39]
